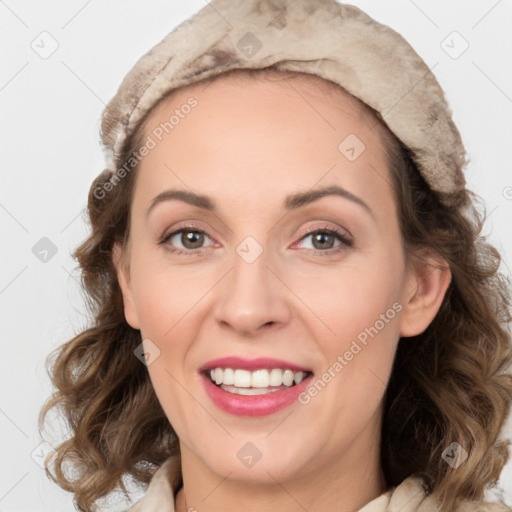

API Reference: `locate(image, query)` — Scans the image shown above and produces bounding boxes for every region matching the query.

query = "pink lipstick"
[200,357,313,417]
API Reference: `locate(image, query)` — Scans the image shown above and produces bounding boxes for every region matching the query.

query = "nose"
[213,243,292,337]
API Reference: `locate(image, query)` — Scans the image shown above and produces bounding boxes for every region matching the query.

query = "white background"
[1,0,511,510]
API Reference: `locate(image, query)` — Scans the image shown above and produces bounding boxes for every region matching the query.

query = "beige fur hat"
[100,0,468,204]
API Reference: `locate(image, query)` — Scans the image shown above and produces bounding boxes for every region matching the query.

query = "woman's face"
[114,73,443,487]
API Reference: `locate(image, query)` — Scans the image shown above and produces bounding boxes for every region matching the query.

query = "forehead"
[131,68,396,223]
[140,69,388,167]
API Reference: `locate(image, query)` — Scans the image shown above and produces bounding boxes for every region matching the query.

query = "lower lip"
[201,373,313,417]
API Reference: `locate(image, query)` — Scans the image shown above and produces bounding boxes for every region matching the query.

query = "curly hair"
[39,68,512,512]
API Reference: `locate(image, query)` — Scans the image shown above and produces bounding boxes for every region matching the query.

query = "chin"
[186,435,315,484]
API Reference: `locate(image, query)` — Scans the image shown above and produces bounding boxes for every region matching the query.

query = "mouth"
[204,367,313,396]
[199,357,314,416]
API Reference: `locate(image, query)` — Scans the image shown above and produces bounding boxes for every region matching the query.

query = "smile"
[200,357,314,416]
[207,367,309,395]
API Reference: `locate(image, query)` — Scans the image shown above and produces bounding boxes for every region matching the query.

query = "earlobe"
[399,255,452,338]
[112,242,141,330]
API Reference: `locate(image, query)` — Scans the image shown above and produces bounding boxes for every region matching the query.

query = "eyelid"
[298,223,352,241]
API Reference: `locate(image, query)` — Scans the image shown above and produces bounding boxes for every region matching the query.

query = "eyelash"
[157,223,354,256]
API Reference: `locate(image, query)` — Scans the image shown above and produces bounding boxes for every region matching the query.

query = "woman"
[39,1,512,511]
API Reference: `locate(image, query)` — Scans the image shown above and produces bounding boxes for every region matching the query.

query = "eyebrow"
[146,184,374,219]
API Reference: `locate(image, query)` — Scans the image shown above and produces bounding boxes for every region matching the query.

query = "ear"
[112,242,141,330]
[399,252,452,337]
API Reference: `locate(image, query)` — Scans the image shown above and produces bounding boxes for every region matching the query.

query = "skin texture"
[113,73,451,512]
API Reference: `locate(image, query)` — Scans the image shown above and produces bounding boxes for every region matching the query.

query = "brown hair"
[39,68,512,511]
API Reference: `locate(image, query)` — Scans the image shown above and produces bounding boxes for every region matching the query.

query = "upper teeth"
[209,368,306,388]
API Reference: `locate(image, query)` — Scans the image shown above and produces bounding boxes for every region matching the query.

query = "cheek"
[129,252,210,339]
[289,245,404,347]
[296,255,403,434]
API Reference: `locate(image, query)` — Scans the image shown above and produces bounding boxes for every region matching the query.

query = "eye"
[158,224,353,256]
[158,225,215,254]
[295,226,353,255]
